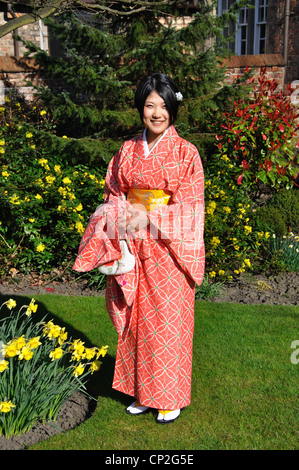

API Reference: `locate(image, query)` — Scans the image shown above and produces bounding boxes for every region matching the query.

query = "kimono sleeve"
[104,146,127,203]
[147,144,205,286]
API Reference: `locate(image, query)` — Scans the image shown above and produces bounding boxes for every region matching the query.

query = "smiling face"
[143,91,170,147]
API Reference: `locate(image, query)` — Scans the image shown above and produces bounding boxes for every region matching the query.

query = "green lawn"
[1,293,298,450]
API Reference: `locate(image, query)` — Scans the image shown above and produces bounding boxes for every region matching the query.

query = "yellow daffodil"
[49,347,64,361]
[97,345,109,358]
[0,360,9,372]
[90,360,101,374]
[84,348,96,360]
[0,401,15,413]
[18,346,34,361]
[6,299,16,310]
[70,339,85,356]
[14,336,26,351]
[48,324,62,340]
[3,343,18,358]
[57,327,68,345]
[25,299,38,316]
[27,336,42,349]
[73,363,85,377]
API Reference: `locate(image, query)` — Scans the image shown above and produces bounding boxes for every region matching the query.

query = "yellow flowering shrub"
[0,116,106,276]
[204,170,271,279]
[0,298,107,438]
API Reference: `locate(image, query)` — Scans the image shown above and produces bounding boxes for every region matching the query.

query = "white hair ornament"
[175,92,183,101]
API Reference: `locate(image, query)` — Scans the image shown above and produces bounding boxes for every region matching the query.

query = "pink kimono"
[73,126,205,410]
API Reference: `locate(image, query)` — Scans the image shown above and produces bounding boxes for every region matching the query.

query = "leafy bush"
[253,188,299,236]
[204,167,271,279]
[0,298,107,438]
[0,101,107,275]
[253,204,287,237]
[203,68,299,279]
[212,68,299,195]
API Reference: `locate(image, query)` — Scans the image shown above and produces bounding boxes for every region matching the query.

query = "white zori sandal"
[157,409,181,424]
[126,400,149,415]
[98,240,135,276]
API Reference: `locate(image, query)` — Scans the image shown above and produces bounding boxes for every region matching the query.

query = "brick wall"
[223,53,286,90]
[0,12,49,57]
[0,56,44,103]
[267,0,299,86]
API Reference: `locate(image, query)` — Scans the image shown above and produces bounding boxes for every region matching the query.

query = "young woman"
[73,73,205,424]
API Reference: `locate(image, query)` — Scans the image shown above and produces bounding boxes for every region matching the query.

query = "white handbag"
[98,239,135,275]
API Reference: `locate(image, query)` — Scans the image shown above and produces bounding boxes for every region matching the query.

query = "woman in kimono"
[73,73,205,424]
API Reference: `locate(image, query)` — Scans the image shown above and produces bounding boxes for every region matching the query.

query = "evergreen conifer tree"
[21,0,249,162]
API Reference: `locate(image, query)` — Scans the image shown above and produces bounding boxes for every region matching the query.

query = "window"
[218,0,268,55]
[255,0,268,54]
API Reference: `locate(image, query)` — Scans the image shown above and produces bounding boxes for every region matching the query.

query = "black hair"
[134,73,180,125]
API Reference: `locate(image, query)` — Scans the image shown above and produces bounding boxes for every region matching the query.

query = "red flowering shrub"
[212,68,299,194]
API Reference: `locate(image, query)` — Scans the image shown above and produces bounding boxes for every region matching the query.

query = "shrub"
[0,104,107,275]
[0,298,108,438]
[253,204,287,237]
[203,68,299,279]
[253,188,299,236]
[270,189,299,233]
[212,68,299,195]
[204,168,272,280]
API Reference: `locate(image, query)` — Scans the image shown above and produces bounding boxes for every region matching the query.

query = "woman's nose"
[152,107,162,117]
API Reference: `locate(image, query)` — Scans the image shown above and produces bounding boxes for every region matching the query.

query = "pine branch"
[0,0,65,38]
[0,0,178,38]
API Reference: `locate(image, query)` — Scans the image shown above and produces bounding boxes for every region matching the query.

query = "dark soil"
[205,272,299,306]
[0,270,297,450]
[1,271,297,306]
[0,391,94,450]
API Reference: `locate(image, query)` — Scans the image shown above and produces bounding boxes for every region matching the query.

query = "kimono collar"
[142,126,173,157]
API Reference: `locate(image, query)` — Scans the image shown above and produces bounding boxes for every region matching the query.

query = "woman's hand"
[118,203,149,234]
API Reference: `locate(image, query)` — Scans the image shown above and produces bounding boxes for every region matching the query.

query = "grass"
[1,293,298,450]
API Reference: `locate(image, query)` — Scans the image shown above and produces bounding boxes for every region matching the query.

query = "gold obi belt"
[127,188,172,212]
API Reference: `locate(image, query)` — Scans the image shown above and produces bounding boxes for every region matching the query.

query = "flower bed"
[0,297,107,438]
